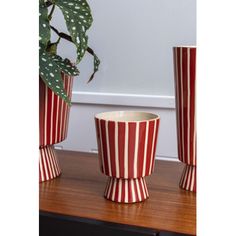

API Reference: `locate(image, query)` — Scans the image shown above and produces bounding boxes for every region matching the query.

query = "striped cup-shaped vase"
[173,46,196,192]
[95,111,160,203]
[39,73,73,182]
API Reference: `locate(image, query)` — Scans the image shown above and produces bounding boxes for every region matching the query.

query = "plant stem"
[45,1,53,7]
[51,25,73,43]
[48,4,55,20]
[50,25,96,57]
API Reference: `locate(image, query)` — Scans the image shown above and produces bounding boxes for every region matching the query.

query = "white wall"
[52,0,196,160]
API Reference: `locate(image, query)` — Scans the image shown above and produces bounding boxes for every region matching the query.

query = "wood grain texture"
[39,150,196,235]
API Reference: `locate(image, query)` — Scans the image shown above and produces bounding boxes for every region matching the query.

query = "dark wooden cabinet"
[40,151,196,236]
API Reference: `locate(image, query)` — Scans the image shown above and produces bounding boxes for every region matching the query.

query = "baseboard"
[71,91,175,109]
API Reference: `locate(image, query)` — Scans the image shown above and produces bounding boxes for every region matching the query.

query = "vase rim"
[95,110,160,122]
[173,45,196,48]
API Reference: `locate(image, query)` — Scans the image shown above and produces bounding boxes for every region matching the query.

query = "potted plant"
[39,0,100,182]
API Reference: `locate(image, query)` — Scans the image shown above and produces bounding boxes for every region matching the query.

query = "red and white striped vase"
[173,46,196,192]
[39,73,74,182]
[95,111,160,203]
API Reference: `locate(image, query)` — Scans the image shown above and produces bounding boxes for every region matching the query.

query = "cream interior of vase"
[95,111,159,122]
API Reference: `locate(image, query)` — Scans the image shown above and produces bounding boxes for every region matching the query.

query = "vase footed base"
[104,177,149,203]
[39,145,61,182]
[179,165,196,192]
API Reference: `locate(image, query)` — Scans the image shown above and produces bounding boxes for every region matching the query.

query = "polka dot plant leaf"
[55,0,93,63]
[51,54,80,76]
[39,1,50,48]
[39,0,100,104]
[39,50,71,105]
[87,52,100,83]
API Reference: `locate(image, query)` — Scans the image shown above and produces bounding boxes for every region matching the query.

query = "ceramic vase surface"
[173,46,196,192]
[95,111,160,203]
[39,73,73,182]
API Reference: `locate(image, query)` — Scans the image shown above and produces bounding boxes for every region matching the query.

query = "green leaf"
[39,51,71,104]
[39,1,51,47]
[55,0,93,63]
[51,54,80,76]
[87,52,100,83]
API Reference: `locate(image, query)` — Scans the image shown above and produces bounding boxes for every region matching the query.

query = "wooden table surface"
[39,150,196,235]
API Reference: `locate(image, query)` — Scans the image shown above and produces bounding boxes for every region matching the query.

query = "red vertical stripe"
[137,122,146,176]
[39,79,45,146]
[100,120,109,174]
[128,123,136,178]
[151,119,160,172]
[145,120,155,175]
[176,47,184,162]
[95,118,103,172]
[118,123,125,178]
[190,49,196,165]
[108,121,116,176]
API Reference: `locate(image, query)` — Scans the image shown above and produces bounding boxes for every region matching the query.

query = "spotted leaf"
[55,0,93,63]
[87,52,100,83]
[51,54,80,76]
[39,1,50,47]
[39,51,71,104]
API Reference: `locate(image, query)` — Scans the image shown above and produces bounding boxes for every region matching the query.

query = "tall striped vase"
[39,73,73,182]
[173,46,196,192]
[95,111,160,203]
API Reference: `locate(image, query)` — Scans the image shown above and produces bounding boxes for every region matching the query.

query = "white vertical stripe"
[140,178,146,199]
[118,179,122,202]
[105,121,112,176]
[59,75,65,142]
[41,149,49,180]
[136,179,142,202]
[39,150,44,181]
[187,48,191,164]
[111,178,117,201]
[50,147,59,175]
[131,179,136,202]
[65,76,72,136]
[182,166,188,188]
[149,119,157,175]
[63,76,70,140]
[98,120,105,173]
[193,125,196,165]
[46,147,55,178]
[115,122,120,177]
[50,92,54,144]
[62,78,68,140]
[44,86,48,145]
[133,122,139,178]
[55,95,60,143]
[50,146,60,175]
[190,167,195,191]
[107,178,113,199]
[186,167,192,190]
[142,121,149,176]
[180,48,185,163]
[125,180,128,203]
[193,70,196,165]
[124,122,129,178]
[143,179,149,197]
[174,48,182,163]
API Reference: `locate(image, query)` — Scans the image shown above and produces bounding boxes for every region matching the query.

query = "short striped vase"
[39,73,73,182]
[173,46,196,192]
[95,111,160,203]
